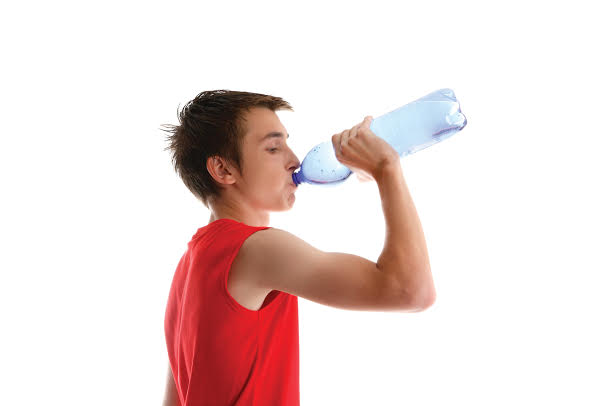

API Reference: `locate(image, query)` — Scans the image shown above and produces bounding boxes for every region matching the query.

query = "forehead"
[243,107,288,143]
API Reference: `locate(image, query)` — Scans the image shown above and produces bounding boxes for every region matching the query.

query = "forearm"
[375,163,435,304]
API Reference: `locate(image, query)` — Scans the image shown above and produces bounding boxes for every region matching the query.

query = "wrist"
[374,160,402,182]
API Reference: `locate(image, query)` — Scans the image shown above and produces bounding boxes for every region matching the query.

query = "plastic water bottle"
[291,88,467,187]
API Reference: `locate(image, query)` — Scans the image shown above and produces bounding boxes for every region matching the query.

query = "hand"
[331,115,400,182]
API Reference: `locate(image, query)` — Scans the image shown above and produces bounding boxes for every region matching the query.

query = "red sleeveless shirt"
[164,218,300,405]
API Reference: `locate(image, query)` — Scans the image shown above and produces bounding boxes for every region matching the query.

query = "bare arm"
[162,363,181,406]
[375,162,435,308]
[329,114,435,308]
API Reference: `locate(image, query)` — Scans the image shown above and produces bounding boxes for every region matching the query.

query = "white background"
[1,1,597,405]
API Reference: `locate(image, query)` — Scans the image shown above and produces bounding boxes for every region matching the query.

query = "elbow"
[411,283,436,311]
[420,292,436,310]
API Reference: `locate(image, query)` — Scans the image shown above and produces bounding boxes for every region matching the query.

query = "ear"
[206,156,238,185]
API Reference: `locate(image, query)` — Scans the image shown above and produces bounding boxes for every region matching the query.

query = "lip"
[289,182,298,189]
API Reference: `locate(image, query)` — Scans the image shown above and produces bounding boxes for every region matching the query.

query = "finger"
[340,129,350,154]
[331,134,341,158]
[355,115,369,129]
[358,116,373,135]
[349,123,358,138]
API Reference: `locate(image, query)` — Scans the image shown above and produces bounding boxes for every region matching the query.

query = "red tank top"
[164,218,300,405]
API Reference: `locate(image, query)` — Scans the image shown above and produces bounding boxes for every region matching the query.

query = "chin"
[273,191,296,212]
[287,190,296,207]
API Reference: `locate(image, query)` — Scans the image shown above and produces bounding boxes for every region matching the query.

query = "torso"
[228,249,272,311]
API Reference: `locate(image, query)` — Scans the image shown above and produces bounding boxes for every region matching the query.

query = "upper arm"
[241,227,427,312]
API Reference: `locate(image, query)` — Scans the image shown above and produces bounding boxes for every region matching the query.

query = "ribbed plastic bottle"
[291,88,467,187]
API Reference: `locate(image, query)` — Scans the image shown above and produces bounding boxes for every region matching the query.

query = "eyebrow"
[260,132,290,143]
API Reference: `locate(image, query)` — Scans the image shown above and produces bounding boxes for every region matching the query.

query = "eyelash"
[268,148,278,153]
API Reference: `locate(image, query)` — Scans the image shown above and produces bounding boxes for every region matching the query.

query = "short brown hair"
[160,90,293,209]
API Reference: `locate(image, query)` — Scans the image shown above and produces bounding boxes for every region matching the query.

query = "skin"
[162,366,180,406]
[206,106,301,228]
[162,106,301,405]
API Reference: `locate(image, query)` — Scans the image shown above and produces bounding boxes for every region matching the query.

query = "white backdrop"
[1,1,597,405]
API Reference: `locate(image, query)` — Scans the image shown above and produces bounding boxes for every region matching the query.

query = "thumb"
[359,115,373,130]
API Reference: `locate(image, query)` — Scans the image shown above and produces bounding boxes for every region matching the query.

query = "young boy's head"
[162,90,300,225]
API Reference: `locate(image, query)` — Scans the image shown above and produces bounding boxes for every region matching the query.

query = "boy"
[161,90,435,406]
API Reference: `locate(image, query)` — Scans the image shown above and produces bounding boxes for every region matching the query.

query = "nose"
[288,151,300,173]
